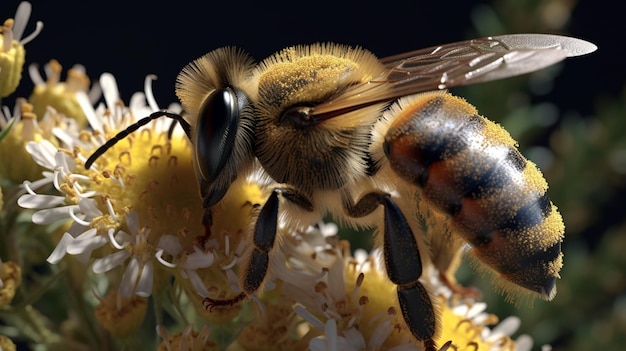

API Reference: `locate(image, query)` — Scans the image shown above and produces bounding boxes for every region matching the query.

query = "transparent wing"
[311,34,596,116]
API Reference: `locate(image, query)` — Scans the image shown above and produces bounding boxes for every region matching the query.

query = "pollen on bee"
[255,43,385,112]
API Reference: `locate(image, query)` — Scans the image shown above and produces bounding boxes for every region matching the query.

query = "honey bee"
[85,34,596,349]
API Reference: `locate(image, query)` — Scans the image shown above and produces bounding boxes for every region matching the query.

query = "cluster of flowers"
[0,2,541,350]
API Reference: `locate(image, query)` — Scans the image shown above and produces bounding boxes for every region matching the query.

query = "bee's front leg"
[203,187,313,309]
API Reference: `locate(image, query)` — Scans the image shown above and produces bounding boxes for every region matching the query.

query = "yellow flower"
[0,259,21,307]
[28,59,91,126]
[94,290,148,338]
[18,73,208,299]
[157,325,218,351]
[0,1,42,98]
[0,335,16,351]
[0,100,45,186]
[270,225,535,350]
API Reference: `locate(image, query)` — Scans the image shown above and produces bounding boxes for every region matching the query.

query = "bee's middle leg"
[345,192,437,350]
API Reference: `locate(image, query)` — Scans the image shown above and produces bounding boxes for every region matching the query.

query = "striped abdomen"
[383,91,564,300]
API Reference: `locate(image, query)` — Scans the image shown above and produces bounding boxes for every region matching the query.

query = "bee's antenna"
[84,110,192,170]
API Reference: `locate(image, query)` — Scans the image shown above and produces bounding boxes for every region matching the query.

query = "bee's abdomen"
[383,91,564,298]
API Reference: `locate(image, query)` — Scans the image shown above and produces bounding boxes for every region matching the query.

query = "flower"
[0,258,21,307]
[94,289,148,338]
[18,73,208,300]
[0,100,46,185]
[15,70,266,321]
[0,1,43,98]
[0,334,16,351]
[157,324,218,351]
[270,222,535,351]
[28,59,93,126]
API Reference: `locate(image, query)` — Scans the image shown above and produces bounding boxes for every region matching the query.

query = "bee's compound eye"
[194,87,240,183]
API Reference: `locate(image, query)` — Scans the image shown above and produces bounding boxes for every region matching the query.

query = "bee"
[85,34,596,349]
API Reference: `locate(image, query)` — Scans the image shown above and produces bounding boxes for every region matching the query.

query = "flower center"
[85,127,204,249]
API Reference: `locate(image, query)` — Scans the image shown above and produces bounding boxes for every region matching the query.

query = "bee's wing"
[381,34,596,91]
[311,34,596,116]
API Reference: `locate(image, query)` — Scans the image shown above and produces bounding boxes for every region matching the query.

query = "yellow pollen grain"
[259,54,359,107]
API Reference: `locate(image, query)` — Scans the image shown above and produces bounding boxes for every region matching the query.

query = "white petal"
[54,151,75,172]
[143,74,159,111]
[100,74,120,113]
[368,317,393,349]
[343,328,366,350]
[77,92,102,132]
[75,227,98,240]
[466,302,488,319]
[28,64,44,86]
[78,198,102,218]
[67,235,107,255]
[52,126,77,148]
[32,206,75,224]
[129,91,147,115]
[26,140,57,169]
[487,316,521,341]
[119,257,140,297]
[66,220,90,238]
[309,338,326,351]
[18,194,66,209]
[185,268,209,297]
[11,1,31,42]
[114,230,132,245]
[125,211,140,234]
[92,250,130,273]
[515,335,534,351]
[135,260,154,297]
[324,319,338,351]
[158,235,182,255]
[319,222,339,237]
[452,303,469,316]
[295,304,325,330]
[184,248,214,269]
[47,233,74,264]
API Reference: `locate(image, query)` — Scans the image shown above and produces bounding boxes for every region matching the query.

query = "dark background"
[1,0,617,116]
[2,1,624,350]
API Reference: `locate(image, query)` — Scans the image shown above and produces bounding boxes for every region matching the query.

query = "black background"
[1,0,616,117]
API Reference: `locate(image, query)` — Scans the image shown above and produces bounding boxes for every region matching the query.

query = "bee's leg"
[204,187,313,310]
[195,177,232,241]
[346,192,437,350]
[240,187,313,293]
[240,189,280,295]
